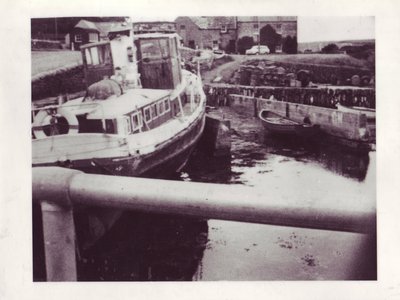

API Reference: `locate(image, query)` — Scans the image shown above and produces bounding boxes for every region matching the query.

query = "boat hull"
[33,110,206,250]
[33,110,206,177]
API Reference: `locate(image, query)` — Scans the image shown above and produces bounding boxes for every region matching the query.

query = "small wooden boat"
[259,109,319,138]
[336,103,375,120]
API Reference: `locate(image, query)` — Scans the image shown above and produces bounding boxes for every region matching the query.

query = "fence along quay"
[204,83,375,109]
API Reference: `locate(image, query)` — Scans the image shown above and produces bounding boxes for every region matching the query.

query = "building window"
[221,25,227,33]
[180,25,186,30]
[75,34,82,43]
[89,33,98,42]
[188,40,195,49]
[253,24,259,29]
[212,40,219,50]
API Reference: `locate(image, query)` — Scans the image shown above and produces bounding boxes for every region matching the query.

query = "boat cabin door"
[135,35,181,89]
[81,42,114,87]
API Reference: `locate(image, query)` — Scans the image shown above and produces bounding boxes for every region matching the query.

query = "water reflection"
[76,212,208,281]
[262,136,370,181]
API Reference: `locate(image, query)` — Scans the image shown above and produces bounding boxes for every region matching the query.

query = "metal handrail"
[32,167,375,281]
[33,167,375,234]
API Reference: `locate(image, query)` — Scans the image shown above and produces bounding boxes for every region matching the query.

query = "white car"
[245,45,270,55]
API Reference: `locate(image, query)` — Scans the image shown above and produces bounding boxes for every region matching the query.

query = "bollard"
[41,202,77,281]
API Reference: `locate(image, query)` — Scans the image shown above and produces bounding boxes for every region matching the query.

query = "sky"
[131,16,375,43]
[298,16,374,42]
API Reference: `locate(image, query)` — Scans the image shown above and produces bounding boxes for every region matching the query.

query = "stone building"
[67,20,132,50]
[175,16,297,53]
[237,16,297,53]
[175,17,238,52]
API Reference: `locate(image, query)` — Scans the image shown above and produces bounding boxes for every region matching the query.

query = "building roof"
[237,16,297,23]
[184,17,237,30]
[74,20,100,32]
[94,22,132,37]
[74,19,132,37]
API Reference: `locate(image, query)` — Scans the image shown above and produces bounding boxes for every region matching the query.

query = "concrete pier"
[200,114,231,156]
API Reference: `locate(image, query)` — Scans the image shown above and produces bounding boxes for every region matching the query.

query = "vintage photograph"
[31,15,376,281]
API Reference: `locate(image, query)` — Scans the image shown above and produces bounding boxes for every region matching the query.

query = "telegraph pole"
[54,17,58,41]
[258,16,260,53]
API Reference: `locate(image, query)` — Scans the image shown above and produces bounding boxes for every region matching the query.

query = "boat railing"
[31,100,113,137]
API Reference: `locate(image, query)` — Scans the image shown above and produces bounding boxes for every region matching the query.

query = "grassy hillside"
[32,50,82,77]
[298,39,375,52]
[202,53,374,84]
[244,53,371,69]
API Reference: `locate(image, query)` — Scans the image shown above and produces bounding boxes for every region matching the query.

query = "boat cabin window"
[144,106,152,123]
[116,116,131,135]
[105,119,116,134]
[159,39,169,58]
[131,112,143,132]
[122,116,132,134]
[139,40,162,60]
[77,117,104,133]
[152,103,158,119]
[85,44,112,66]
[164,99,170,112]
[157,100,165,115]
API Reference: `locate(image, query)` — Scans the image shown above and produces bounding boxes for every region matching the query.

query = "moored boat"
[32,30,207,248]
[258,109,320,138]
[32,33,206,177]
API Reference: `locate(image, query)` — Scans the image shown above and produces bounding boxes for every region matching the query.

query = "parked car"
[245,45,270,55]
[212,49,225,58]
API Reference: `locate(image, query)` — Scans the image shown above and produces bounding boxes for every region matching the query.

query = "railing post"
[33,167,82,281]
[41,201,77,281]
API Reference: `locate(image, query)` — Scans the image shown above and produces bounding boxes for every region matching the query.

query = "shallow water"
[185,137,375,280]
[183,107,376,280]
